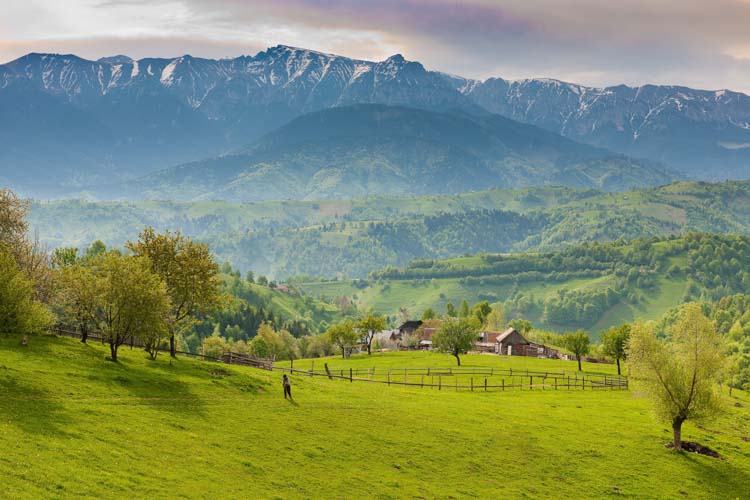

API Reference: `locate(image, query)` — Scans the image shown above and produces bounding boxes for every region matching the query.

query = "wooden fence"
[48,326,273,370]
[48,327,626,391]
[274,364,628,392]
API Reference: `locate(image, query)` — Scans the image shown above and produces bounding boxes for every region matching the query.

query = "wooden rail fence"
[48,327,273,370]
[274,364,628,392]
[48,327,626,391]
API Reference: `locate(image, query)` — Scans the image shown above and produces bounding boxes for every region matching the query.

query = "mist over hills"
[1,45,748,199]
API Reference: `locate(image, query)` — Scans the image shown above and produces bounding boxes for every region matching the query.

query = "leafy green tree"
[0,247,53,335]
[562,330,590,371]
[472,301,492,325]
[202,334,228,359]
[433,317,480,366]
[257,275,269,286]
[327,321,358,358]
[484,306,506,331]
[421,307,436,320]
[56,263,98,343]
[93,253,170,361]
[508,318,532,335]
[245,271,255,284]
[358,314,387,355]
[459,299,470,318]
[628,304,725,451]
[84,240,107,260]
[248,322,286,360]
[128,228,221,357]
[445,301,457,317]
[602,324,631,375]
[52,247,79,268]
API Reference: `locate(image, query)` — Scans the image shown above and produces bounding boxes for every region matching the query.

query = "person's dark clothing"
[283,375,292,399]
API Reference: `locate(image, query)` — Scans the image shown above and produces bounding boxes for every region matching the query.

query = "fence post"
[439,376,442,391]
[311,360,314,377]
[290,358,294,370]
[471,377,474,392]
[502,379,505,391]
[350,368,353,382]
[325,363,332,380]
[421,375,424,388]
[388,371,391,386]
[229,351,233,365]
[530,376,533,390]
[484,378,487,392]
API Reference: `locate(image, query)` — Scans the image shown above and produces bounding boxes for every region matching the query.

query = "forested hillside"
[29,180,750,279]
[298,233,750,335]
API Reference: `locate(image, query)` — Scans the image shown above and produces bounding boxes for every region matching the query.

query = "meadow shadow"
[0,375,73,436]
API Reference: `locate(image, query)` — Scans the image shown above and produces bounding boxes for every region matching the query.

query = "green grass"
[2,334,750,498]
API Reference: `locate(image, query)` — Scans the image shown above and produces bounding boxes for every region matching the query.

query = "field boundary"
[274,364,628,392]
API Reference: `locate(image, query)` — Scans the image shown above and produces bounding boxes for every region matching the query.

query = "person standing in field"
[282,374,292,399]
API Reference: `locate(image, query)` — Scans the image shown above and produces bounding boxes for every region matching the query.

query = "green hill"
[2,334,749,498]
[298,233,750,335]
[123,105,675,202]
[29,181,750,279]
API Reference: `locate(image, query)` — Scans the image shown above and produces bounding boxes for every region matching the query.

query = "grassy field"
[2,334,750,498]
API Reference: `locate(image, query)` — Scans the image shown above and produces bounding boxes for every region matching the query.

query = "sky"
[1,0,750,92]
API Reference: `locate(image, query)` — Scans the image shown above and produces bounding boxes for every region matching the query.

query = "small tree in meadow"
[628,304,725,451]
[94,253,170,361]
[358,314,386,355]
[602,324,630,375]
[327,321,359,359]
[562,330,590,371]
[128,228,221,358]
[433,317,480,366]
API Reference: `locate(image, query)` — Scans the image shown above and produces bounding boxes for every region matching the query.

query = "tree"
[459,299,470,318]
[245,271,255,284]
[358,314,387,355]
[445,301,457,317]
[202,334,228,360]
[562,330,590,371]
[0,188,28,246]
[257,275,269,286]
[421,307,436,320]
[327,321,358,358]
[56,263,98,343]
[397,307,410,326]
[508,318,532,335]
[93,253,170,362]
[248,322,285,360]
[602,324,631,375]
[1,189,54,303]
[628,304,725,451]
[472,301,492,325]
[484,306,506,331]
[0,247,53,335]
[432,317,480,366]
[128,228,221,357]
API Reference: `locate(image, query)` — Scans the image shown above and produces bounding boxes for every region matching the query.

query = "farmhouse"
[475,331,503,353]
[495,327,528,355]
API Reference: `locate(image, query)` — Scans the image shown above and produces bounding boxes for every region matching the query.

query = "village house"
[493,328,562,358]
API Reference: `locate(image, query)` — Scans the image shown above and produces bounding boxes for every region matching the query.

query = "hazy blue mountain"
[122,104,677,202]
[1,45,748,196]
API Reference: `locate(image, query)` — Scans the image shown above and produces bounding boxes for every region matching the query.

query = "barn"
[495,328,530,355]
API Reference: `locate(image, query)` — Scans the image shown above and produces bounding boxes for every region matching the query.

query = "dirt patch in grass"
[741,437,750,443]
[666,441,722,459]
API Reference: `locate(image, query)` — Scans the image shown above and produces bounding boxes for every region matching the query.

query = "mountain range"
[1,45,749,197]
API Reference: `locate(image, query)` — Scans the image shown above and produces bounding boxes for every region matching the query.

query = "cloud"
[1,0,749,92]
